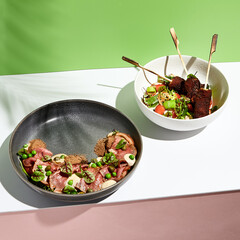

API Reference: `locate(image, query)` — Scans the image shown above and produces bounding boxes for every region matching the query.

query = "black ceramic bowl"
[9,99,142,202]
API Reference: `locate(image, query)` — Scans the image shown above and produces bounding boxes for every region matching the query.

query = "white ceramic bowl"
[134,55,229,131]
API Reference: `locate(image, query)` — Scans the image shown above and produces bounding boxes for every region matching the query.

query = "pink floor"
[1,190,240,239]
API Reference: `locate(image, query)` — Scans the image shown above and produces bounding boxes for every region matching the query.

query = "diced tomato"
[155,105,165,115]
[155,84,164,92]
[172,110,177,118]
[209,99,213,109]
[187,103,193,112]
[175,93,181,99]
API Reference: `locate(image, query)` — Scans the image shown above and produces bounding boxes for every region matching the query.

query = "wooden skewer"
[122,56,171,83]
[205,34,218,89]
[170,27,189,76]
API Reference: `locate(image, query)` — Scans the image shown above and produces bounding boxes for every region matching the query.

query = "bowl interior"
[9,99,142,201]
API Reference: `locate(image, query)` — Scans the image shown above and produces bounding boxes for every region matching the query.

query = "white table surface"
[0,63,239,213]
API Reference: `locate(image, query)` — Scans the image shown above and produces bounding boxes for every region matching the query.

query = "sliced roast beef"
[49,170,68,193]
[50,162,62,172]
[99,165,110,178]
[87,167,100,177]
[32,159,50,173]
[108,135,137,160]
[75,178,88,193]
[22,156,37,167]
[88,173,104,192]
[116,165,131,181]
[72,164,81,172]
[116,145,137,161]
[116,132,135,145]
[34,148,53,161]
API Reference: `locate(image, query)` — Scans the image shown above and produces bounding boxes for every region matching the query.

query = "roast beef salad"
[143,74,218,119]
[17,131,137,194]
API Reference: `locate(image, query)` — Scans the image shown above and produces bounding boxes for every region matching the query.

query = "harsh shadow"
[0,135,112,210]
[163,55,197,78]
[115,81,205,141]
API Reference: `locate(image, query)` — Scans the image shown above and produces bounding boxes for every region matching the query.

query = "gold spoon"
[170,27,189,76]
[122,56,171,83]
[205,34,218,89]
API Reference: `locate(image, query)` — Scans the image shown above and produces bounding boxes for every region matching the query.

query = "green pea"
[31,150,37,155]
[23,144,28,148]
[112,172,117,177]
[105,173,111,179]
[68,180,73,185]
[22,154,28,159]
[45,166,51,172]
[38,165,42,170]
[28,153,32,158]
[91,163,97,168]
[108,166,115,173]
[87,188,93,193]
[129,154,135,160]
[60,155,65,159]
[96,161,102,167]
[46,171,52,176]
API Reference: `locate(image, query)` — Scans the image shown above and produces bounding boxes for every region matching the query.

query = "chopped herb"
[144,95,158,108]
[211,105,218,113]
[165,75,174,80]
[75,172,84,178]
[46,171,52,176]
[63,185,77,194]
[111,129,119,135]
[83,170,95,183]
[91,158,98,163]
[115,139,127,150]
[43,185,53,192]
[31,170,45,182]
[102,152,119,167]
[60,162,73,176]
[17,148,25,156]
[77,166,95,183]
[157,85,166,92]
[187,74,197,79]
[43,155,51,161]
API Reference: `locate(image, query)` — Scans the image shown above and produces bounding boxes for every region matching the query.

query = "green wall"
[1,0,239,75]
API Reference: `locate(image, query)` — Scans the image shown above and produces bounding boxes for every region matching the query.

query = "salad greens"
[143,82,193,119]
